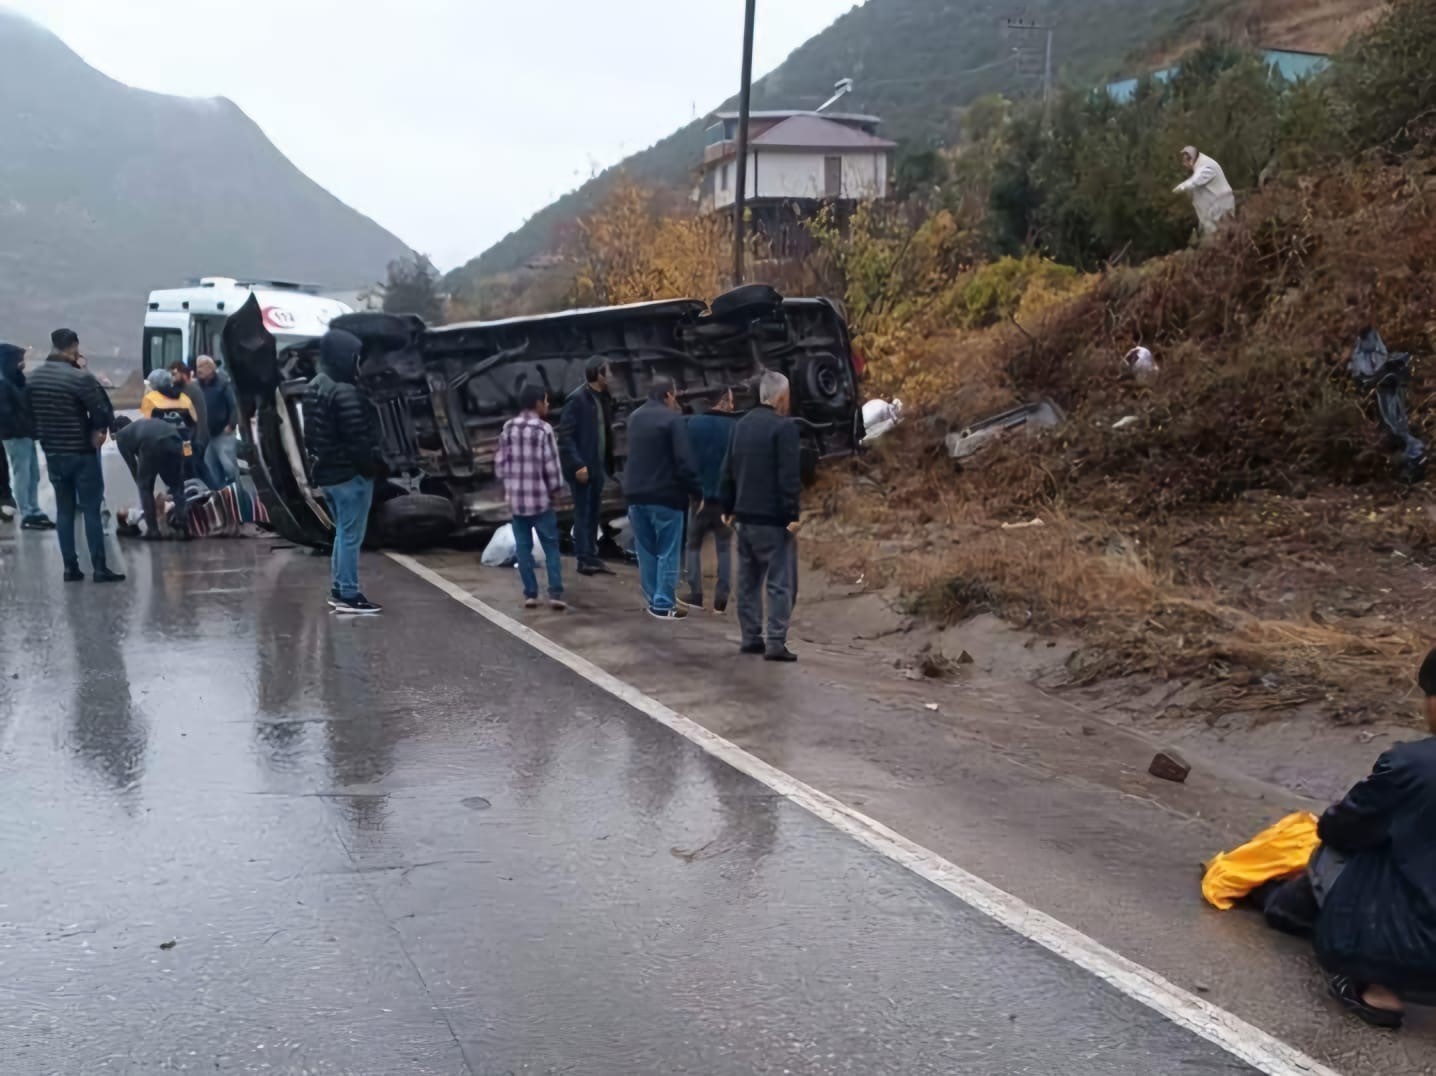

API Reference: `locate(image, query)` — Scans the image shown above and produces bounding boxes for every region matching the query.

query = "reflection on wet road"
[0,535,1258,1073]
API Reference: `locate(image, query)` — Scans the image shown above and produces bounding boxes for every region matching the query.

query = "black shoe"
[646,605,687,621]
[713,598,728,614]
[327,588,343,609]
[764,645,798,663]
[334,594,383,615]
[92,568,127,584]
[63,567,85,583]
[1329,976,1404,1029]
[585,561,615,576]
[21,516,56,530]
[739,641,765,655]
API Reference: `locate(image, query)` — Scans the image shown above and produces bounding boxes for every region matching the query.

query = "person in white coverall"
[1174,145,1235,236]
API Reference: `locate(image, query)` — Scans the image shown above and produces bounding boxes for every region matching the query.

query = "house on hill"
[697,109,896,253]
[1104,47,1330,102]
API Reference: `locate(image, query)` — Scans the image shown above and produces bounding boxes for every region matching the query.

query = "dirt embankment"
[808,155,1436,798]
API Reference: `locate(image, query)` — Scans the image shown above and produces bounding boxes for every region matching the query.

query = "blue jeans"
[321,475,374,599]
[3,437,42,520]
[512,509,564,599]
[49,452,106,572]
[628,503,684,612]
[568,471,605,566]
[205,432,239,487]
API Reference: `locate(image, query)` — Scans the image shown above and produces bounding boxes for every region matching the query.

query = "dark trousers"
[737,523,797,647]
[684,501,732,605]
[137,445,188,536]
[568,471,605,567]
[49,452,106,572]
[0,438,10,505]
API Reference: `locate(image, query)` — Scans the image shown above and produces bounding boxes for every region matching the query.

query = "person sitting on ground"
[621,376,701,620]
[494,384,566,611]
[720,370,802,662]
[682,388,736,613]
[1307,647,1436,1028]
[114,415,188,539]
[140,369,199,461]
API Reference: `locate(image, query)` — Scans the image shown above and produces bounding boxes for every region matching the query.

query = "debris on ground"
[1348,328,1427,483]
[945,400,1064,462]
[861,398,905,444]
[1149,750,1192,784]
[1122,346,1159,384]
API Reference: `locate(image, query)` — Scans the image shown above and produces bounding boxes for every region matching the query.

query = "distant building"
[699,110,895,209]
[1104,48,1330,103]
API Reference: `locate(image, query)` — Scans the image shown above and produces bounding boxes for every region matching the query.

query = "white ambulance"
[142,277,353,375]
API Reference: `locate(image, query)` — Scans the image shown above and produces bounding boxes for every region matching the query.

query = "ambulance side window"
[143,328,182,375]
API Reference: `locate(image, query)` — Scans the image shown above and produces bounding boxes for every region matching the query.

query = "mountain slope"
[0,12,410,371]
[446,0,1207,296]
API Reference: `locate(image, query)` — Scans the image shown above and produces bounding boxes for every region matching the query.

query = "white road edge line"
[389,552,1342,1076]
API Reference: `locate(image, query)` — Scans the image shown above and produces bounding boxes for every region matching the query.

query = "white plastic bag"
[481,524,517,567]
[861,398,904,443]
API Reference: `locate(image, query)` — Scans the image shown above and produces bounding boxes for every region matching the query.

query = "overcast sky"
[6,0,860,269]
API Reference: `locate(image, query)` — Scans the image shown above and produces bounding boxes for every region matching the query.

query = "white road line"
[389,551,1342,1076]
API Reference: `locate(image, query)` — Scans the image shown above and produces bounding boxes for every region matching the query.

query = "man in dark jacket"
[302,329,385,615]
[1313,647,1436,1028]
[720,370,801,662]
[0,342,55,530]
[169,360,210,484]
[25,329,122,582]
[622,376,700,620]
[113,416,188,538]
[682,388,736,612]
[557,356,615,575]
[196,355,239,486]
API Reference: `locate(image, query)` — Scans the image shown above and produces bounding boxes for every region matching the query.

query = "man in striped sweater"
[25,329,123,583]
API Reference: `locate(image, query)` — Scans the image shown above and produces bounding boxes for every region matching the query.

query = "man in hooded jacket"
[302,329,386,615]
[0,343,55,530]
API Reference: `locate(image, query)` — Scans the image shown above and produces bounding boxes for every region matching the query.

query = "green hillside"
[446,0,1205,298]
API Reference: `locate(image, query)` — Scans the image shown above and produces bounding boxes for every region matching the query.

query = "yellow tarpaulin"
[1202,811,1320,910]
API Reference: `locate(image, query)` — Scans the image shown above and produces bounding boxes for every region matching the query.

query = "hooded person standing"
[302,328,386,615]
[196,355,239,485]
[25,329,122,582]
[0,343,55,530]
[1175,146,1236,236]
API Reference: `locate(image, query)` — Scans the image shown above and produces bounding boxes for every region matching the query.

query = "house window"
[824,156,842,198]
[721,163,731,192]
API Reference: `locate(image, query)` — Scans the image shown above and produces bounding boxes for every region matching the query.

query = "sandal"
[1329,975,1404,1029]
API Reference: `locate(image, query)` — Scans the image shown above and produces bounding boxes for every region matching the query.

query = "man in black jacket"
[1313,647,1436,1028]
[302,329,386,615]
[621,376,700,620]
[113,416,188,539]
[720,371,802,662]
[557,356,615,575]
[25,329,122,582]
[0,342,55,530]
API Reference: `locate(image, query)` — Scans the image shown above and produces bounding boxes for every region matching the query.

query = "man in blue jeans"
[302,329,386,615]
[622,376,701,620]
[0,343,56,531]
[25,329,122,582]
[495,385,566,610]
[557,356,616,576]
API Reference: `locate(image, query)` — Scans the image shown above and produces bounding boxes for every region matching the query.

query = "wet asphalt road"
[0,532,1261,1074]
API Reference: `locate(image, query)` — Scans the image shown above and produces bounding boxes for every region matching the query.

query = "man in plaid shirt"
[495,385,567,609]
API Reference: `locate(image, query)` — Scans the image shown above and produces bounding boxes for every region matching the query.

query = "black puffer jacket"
[0,343,33,440]
[26,353,114,457]
[301,330,385,487]
[1315,737,1436,994]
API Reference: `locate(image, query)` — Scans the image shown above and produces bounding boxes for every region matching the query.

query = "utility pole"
[1003,16,1055,109]
[732,0,757,285]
